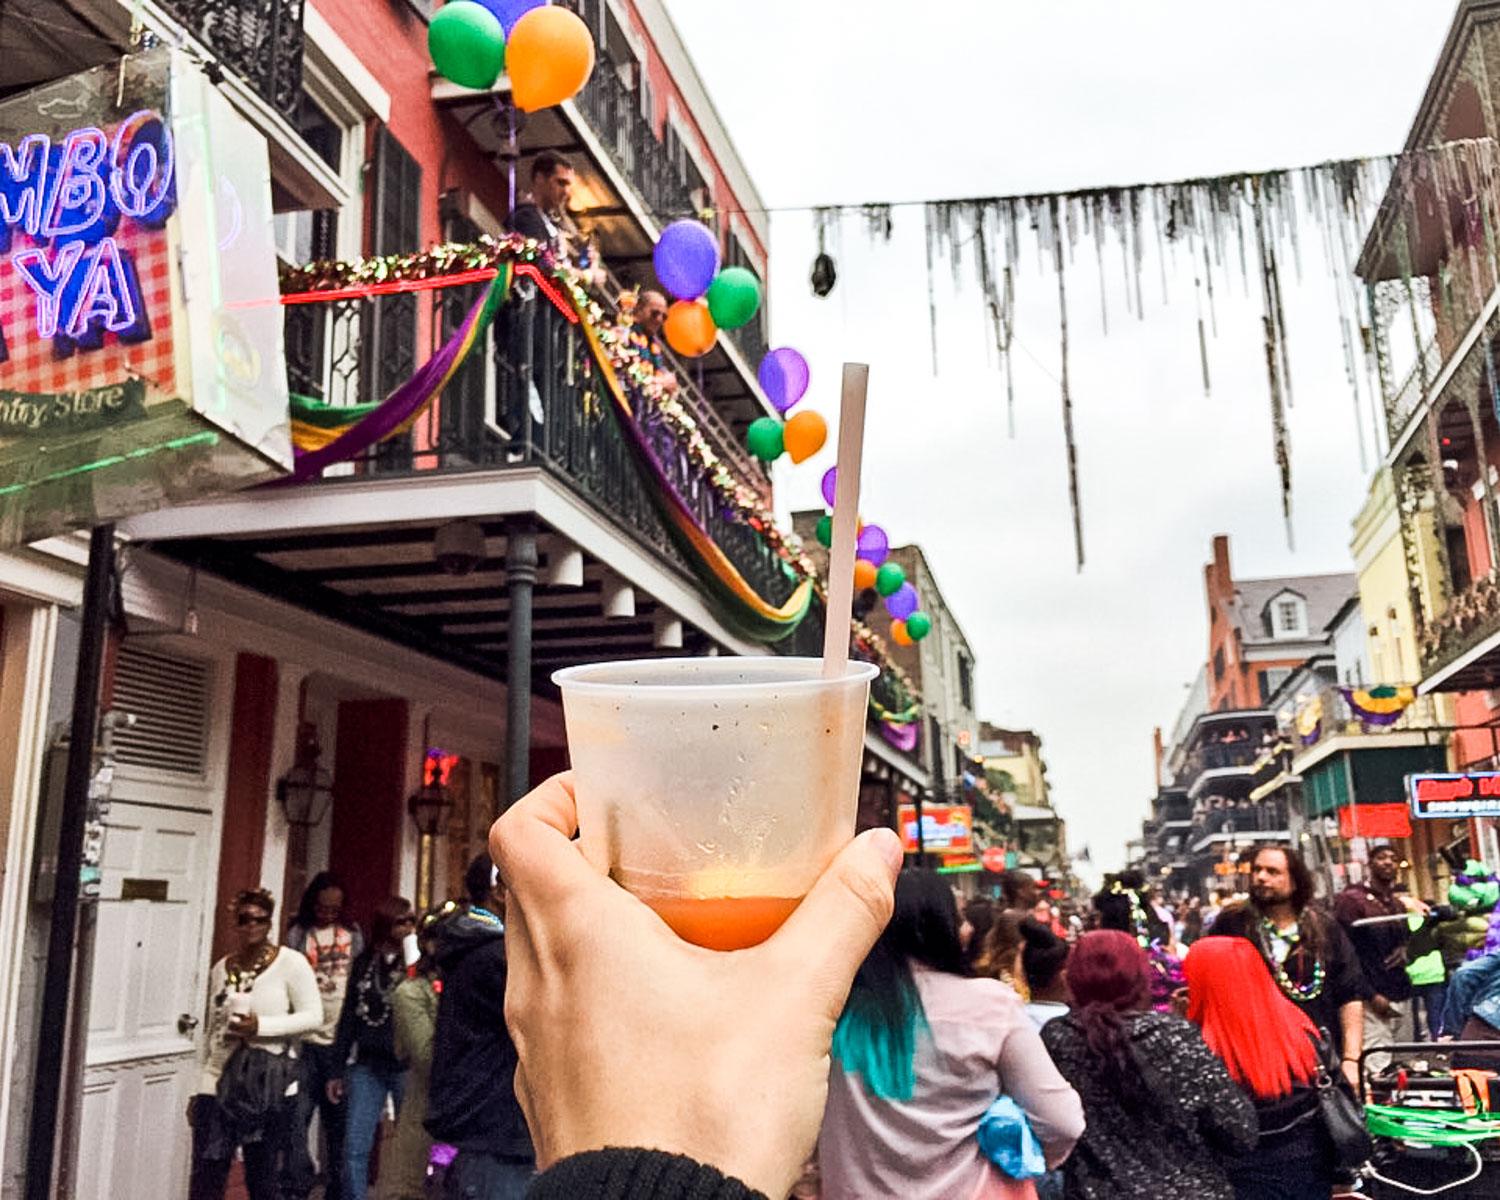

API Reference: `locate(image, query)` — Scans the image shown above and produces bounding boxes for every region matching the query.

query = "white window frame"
[1271,594,1306,638]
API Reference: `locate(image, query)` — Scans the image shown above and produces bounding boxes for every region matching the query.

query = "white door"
[76,802,215,1200]
[75,643,222,1200]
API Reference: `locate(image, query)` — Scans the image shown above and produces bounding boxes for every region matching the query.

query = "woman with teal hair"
[818,870,1084,1199]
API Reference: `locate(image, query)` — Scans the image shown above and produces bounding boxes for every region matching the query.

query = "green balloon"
[706,267,763,330]
[905,611,933,641]
[746,417,784,462]
[815,515,833,548]
[429,2,506,90]
[875,562,906,597]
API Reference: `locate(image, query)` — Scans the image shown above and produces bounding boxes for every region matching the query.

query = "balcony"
[1189,798,1291,854]
[1418,568,1500,691]
[160,0,305,120]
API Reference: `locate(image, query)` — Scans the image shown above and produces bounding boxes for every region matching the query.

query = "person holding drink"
[187,887,322,1200]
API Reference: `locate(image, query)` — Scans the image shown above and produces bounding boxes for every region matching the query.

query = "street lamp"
[409,751,455,910]
[276,724,333,828]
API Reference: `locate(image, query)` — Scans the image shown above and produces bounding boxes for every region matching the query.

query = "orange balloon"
[783,410,828,464]
[508,7,596,113]
[891,620,914,647]
[853,560,878,591]
[664,300,717,357]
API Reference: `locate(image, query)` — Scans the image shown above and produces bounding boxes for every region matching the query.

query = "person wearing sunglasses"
[188,887,322,1200]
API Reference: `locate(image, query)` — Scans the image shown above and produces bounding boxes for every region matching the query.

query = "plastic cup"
[553,656,879,950]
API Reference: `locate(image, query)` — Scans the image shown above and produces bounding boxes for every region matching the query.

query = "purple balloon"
[886,583,919,621]
[470,0,546,35]
[857,524,890,566]
[821,467,838,509]
[758,347,810,413]
[654,220,720,300]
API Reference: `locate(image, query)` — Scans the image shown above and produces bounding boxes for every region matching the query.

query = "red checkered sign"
[0,109,176,404]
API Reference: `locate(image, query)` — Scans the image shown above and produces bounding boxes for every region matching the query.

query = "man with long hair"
[1212,845,1367,1088]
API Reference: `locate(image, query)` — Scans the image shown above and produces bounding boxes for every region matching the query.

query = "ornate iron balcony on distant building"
[160,0,305,120]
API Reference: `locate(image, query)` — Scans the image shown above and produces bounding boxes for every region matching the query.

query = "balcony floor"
[121,466,767,690]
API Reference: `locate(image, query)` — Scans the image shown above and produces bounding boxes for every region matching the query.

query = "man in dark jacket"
[1335,844,1419,1065]
[427,854,533,1199]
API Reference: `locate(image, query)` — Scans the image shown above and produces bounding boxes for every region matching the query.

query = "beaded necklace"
[216,943,277,1007]
[1260,917,1325,1001]
[352,951,403,1029]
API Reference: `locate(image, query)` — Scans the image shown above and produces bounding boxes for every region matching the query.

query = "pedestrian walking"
[1335,845,1419,1068]
[819,869,1083,1200]
[1186,936,1335,1200]
[974,909,1030,998]
[425,854,535,1199]
[1092,873,1183,1012]
[187,887,322,1200]
[328,896,416,1199]
[285,871,364,1198]
[383,901,461,1200]
[1040,931,1255,1200]
[1210,845,1367,1080]
[1019,917,1070,1031]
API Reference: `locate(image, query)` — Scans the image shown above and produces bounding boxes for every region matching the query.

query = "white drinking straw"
[822,363,870,679]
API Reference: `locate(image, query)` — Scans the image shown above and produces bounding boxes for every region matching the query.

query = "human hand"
[1370,993,1394,1018]
[326,1079,345,1105]
[491,773,901,1200]
[227,1012,258,1038]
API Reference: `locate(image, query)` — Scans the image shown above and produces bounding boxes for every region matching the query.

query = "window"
[1213,647,1226,682]
[1259,667,1292,705]
[1275,599,1303,636]
[957,653,974,711]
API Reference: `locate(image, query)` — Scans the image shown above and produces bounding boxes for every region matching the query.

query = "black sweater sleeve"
[527,1150,768,1200]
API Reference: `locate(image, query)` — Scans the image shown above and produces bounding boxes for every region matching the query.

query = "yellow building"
[1345,465,1453,899]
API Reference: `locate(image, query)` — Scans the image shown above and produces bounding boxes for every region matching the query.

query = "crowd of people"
[188,769,1500,1200]
[187,861,532,1200]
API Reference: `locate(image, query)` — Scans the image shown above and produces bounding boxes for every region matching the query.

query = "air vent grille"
[112,643,211,777]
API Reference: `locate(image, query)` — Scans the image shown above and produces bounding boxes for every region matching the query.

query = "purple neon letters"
[0,110,175,363]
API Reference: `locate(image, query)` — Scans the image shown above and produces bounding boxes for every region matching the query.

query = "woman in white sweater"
[188,887,322,1200]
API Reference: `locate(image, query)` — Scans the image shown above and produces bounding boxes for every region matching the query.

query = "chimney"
[1152,726,1164,786]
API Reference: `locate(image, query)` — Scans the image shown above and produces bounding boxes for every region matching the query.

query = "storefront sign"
[0,50,290,546]
[1408,773,1500,820]
[1339,802,1412,839]
[898,803,974,854]
[981,845,1007,873]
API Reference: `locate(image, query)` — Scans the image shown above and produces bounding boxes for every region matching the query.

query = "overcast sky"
[662,1,1456,872]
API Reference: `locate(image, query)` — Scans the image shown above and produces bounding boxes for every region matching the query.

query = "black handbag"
[216,1042,299,1138]
[1309,1029,1373,1171]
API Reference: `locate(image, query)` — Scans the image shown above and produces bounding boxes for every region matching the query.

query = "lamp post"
[409,754,454,911]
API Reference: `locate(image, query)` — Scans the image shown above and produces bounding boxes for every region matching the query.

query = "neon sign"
[0,109,174,362]
[1408,772,1500,819]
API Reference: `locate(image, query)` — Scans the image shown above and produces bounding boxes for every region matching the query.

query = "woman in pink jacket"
[819,870,1085,1200]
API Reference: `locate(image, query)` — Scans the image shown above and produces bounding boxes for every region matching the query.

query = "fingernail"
[869,827,904,879]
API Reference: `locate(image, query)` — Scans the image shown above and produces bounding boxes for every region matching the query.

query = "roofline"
[1357,0,1495,276]
[891,542,977,655]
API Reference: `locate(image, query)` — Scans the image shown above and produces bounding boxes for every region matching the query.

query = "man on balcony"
[507,153,601,283]
[628,288,670,369]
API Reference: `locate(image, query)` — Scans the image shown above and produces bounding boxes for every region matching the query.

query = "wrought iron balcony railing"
[1290,684,1442,753]
[284,281,800,633]
[1419,568,1500,683]
[160,0,305,120]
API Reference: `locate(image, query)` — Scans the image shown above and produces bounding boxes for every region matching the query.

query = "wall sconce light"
[276,723,334,829]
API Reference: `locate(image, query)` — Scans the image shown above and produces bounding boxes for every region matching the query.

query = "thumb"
[762,827,902,1012]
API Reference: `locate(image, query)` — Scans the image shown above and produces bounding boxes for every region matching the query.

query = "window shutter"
[365,125,422,470]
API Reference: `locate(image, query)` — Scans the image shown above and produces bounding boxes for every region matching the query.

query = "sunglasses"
[236,912,271,927]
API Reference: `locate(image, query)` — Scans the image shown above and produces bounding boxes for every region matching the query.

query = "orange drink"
[554,657,877,950]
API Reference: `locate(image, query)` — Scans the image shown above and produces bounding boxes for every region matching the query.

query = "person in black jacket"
[490,774,903,1200]
[425,855,534,1199]
[327,896,414,1199]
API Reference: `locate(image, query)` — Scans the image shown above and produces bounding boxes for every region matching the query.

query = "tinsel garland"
[814,144,1500,566]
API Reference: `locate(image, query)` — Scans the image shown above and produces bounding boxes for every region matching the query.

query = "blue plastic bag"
[977,1095,1047,1180]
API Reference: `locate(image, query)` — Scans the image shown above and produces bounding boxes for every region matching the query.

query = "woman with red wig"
[1186,936,1332,1200]
[1041,931,1254,1199]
